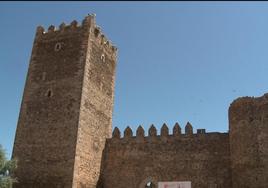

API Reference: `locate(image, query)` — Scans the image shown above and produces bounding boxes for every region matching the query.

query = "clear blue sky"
[1,2,268,158]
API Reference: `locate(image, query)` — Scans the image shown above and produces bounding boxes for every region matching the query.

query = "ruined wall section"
[72,16,117,188]
[100,123,231,188]
[12,19,91,188]
[229,94,268,188]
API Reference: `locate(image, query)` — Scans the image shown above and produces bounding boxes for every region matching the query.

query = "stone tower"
[229,94,268,188]
[12,15,117,188]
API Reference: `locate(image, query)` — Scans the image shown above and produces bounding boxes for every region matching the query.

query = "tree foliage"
[0,145,17,188]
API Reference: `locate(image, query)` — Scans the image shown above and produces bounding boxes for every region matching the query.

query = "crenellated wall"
[12,14,268,188]
[98,123,232,188]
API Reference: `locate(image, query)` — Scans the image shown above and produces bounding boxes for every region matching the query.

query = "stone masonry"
[12,15,117,188]
[12,15,268,188]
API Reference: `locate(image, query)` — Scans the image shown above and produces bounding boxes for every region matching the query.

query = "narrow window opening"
[101,54,105,62]
[54,42,62,52]
[46,90,52,98]
[94,28,100,37]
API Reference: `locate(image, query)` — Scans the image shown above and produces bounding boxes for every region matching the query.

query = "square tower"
[12,15,117,188]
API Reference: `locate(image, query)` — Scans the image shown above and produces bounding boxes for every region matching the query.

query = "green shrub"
[0,145,17,188]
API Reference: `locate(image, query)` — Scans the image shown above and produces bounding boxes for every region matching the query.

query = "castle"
[12,15,268,188]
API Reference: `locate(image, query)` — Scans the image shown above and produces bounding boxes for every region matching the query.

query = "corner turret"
[229,93,268,188]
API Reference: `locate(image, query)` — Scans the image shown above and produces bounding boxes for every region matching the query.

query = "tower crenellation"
[35,15,117,58]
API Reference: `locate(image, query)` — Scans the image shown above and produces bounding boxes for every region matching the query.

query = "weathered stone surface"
[11,15,268,188]
[136,126,145,138]
[185,122,193,135]
[100,132,231,188]
[112,127,120,139]
[149,124,157,137]
[12,15,117,188]
[229,94,268,188]
[173,122,181,136]
[160,123,169,137]
[124,126,133,138]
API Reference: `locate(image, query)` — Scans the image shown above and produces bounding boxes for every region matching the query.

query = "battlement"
[229,93,268,123]
[230,93,268,108]
[103,123,231,188]
[110,122,228,143]
[13,13,268,188]
[34,14,117,54]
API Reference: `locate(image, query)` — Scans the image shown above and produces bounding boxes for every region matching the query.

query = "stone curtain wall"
[11,14,268,188]
[99,123,232,188]
[229,94,268,188]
